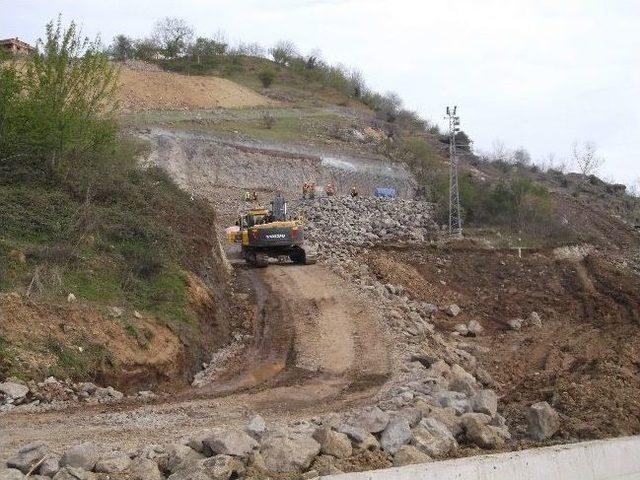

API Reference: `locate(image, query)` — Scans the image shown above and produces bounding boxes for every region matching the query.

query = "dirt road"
[0,263,391,461]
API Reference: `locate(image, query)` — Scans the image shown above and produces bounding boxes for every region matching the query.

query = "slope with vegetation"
[0,20,241,388]
[108,16,640,250]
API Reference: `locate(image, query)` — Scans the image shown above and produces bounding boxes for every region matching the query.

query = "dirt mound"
[0,293,183,391]
[116,65,275,112]
[368,247,640,441]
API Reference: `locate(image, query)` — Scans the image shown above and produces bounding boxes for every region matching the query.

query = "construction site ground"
[367,245,640,441]
[2,67,640,476]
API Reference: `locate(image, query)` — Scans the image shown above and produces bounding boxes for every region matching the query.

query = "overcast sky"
[3,0,639,185]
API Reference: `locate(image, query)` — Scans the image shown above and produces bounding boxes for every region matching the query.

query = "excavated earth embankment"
[3,125,640,479]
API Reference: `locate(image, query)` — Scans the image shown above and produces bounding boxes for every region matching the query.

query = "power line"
[446,106,463,237]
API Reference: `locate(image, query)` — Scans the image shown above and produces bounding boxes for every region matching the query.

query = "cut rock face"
[526,402,560,440]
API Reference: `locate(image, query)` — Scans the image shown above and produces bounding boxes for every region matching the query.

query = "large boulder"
[186,432,210,454]
[60,443,99,471]
[420,405,463,437]
[202,455,245,480]
[94,452,131,474]
[52,467,95,480]
[164,444,203,474]
[445,304,461,317]
[129,457,163,480]
[380,416,411,454]
[336,423,379,451]
[395,407,422,428]
[448,364,478,396]
[526,402,560,440]
[467,320,484,336]
[0,381,29,400]
[245,415,267,440]
[312,428,352,458]
[411,418,458,458]
[437,390,471,414]
[203,430,258,458]
[462,415,505,450]
[7,443,49,474]
[393,445,432,467]
[471,389,498,416]
[0,469,24,480]
[260,434,320,473]
[354,406,390,433]
[40,455,61,477]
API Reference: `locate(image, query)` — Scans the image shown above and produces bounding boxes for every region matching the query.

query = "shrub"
[258,69,276,88]
[261,112,277,129]
[269,40,297,65]
[0,17,118,185]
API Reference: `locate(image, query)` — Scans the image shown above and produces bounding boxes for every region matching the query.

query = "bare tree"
[630,177,640,197]
[152,17,194,58]
[572,141,604,177]
[490,139,512,163]
[269,40,298,65]
[348,68,365,97]
[512,147,531,166]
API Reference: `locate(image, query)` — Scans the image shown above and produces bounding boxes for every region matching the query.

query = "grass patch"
[0,140,213,326]
[46,338,111,381]
[0,336,18,379]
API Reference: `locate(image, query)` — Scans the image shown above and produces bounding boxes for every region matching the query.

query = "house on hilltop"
[0,37,36,55]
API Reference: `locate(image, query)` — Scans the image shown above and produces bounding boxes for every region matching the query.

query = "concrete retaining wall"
[326,436,640,480]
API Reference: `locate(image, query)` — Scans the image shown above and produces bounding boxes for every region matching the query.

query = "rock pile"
[300,196,438,251]
[3,397,512,479]
[0,377,125,413]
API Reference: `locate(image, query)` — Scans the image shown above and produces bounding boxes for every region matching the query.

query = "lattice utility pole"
[446,106,462,237]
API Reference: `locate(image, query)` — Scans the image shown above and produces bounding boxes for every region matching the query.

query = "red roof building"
[0,37,36,55]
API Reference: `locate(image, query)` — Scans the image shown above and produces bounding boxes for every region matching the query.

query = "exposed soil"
[116,66,275,112]
[0,262,392,463]
[366,245,640,441]
[0,293,184,391]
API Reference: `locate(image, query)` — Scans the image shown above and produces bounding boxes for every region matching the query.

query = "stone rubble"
[0,377,130,412]
[526,401,560,440]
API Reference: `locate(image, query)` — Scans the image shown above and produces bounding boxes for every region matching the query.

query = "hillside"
[116,61,275,111]
[2,30,640,480]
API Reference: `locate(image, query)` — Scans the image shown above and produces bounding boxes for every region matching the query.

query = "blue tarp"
[374,187,397,198]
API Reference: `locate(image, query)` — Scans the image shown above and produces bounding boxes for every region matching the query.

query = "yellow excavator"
[226,194,316,268]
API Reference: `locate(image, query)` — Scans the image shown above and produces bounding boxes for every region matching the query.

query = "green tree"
[0,17,118,184]
[109,34,134,60]
[152,17,194,58]
[132,38,161,61]
[258,69,276,88]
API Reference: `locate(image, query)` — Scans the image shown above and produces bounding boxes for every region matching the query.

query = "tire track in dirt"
[0,263,392,462]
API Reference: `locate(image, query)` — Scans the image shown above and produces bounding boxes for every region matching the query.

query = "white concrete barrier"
[326,436,640,480]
